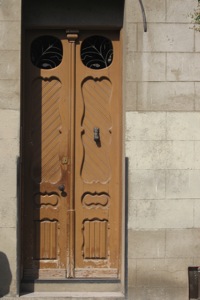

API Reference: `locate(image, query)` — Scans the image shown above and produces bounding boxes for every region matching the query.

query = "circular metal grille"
[81,35,113,70]
[31,36,63,69]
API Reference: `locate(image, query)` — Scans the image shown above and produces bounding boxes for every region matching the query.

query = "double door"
[21,30,122,280]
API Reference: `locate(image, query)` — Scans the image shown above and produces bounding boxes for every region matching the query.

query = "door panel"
[74,31,122,278]
[22,30,122,280]
[81,77,112,182]
[22,31,71,279]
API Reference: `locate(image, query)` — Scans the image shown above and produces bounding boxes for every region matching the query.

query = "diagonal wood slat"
[81,77,112,183]
[31,78,62,184]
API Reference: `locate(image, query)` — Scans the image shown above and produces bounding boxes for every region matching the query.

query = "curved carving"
[82,192,109,207]
[31,77,62,184]
[34,192,59,207]
[81,77,112,183]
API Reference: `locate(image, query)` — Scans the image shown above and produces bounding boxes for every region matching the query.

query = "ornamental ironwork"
[31,36,63,69]
[81,35,113,70]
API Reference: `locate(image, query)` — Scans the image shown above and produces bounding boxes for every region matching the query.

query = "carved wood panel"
[81,77,112,183]
[74,31,122,278]
[31,78,62,184]
[83,219,108,259]
[22,30,122,280]
[22,31,70,279]
[34,220,58,260]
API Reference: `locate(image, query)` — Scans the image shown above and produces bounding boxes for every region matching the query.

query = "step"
[4,291,125,299]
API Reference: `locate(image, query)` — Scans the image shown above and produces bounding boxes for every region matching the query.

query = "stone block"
[0,80,20,110]
[138,24,194,52]
[0,228,16,259]
[166,170,200,199]
[137,82,194,111]
[194,142,200,169]
[165,141,194,170]
[0,110,19,139]
[126,23,137,52]
[126,141,168,169]
[166,229,200,258]
[165,287,188,300]
[128,259,137,287]
[126,112,166,141]
[129,287,166,300]
[192,257,200,266]
[125,0,165,23]
[167,0,196,23]
[195,82,200,110]
[125,82,137,111]
[128,169,165,200]
[0,166,17,198]
[129,286,188,300]
[167,53,200,81]
[195,31,200,52]
[136,258,193,288]
[194,200,200,228]
[0,198,16,228]
[128,229,165,259]
[128,287,135,300]
[0,51,20,79]
[0,21,20,50]
[0,0,21,21]
[126,141,194,170]
[126,52,166,82]
[167,112,200,141]
[128,200,137,229]
[135,200,193,229]
[0,139,19,199]
[0,139,19,168]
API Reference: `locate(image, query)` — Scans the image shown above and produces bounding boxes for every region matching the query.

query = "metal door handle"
[94,127,100,142]
[58,184,65,192]
[58,184,67,196]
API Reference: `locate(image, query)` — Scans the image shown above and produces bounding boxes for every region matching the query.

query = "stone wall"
[125,0,200,299]
[0,0,21,297]
[0,0,200,299]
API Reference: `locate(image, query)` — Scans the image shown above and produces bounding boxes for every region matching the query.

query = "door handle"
[58,184,67,197]
[94,127,100,142]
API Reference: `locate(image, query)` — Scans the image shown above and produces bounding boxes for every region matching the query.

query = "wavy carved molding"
[34,192,59,207]
[81,77,112,184]
[82,192,109,208]
[31,77,62,184]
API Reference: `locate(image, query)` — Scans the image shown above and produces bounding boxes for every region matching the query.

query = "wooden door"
[22,31,72,279]
[21,30,122,280]
[74,31,122,278]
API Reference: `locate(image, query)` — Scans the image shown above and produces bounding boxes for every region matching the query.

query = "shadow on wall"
[0,252,12,297]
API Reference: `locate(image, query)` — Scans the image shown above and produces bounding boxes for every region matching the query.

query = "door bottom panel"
[74,268,118,278]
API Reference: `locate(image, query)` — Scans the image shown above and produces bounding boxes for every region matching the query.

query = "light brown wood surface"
[22,30,122,280]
